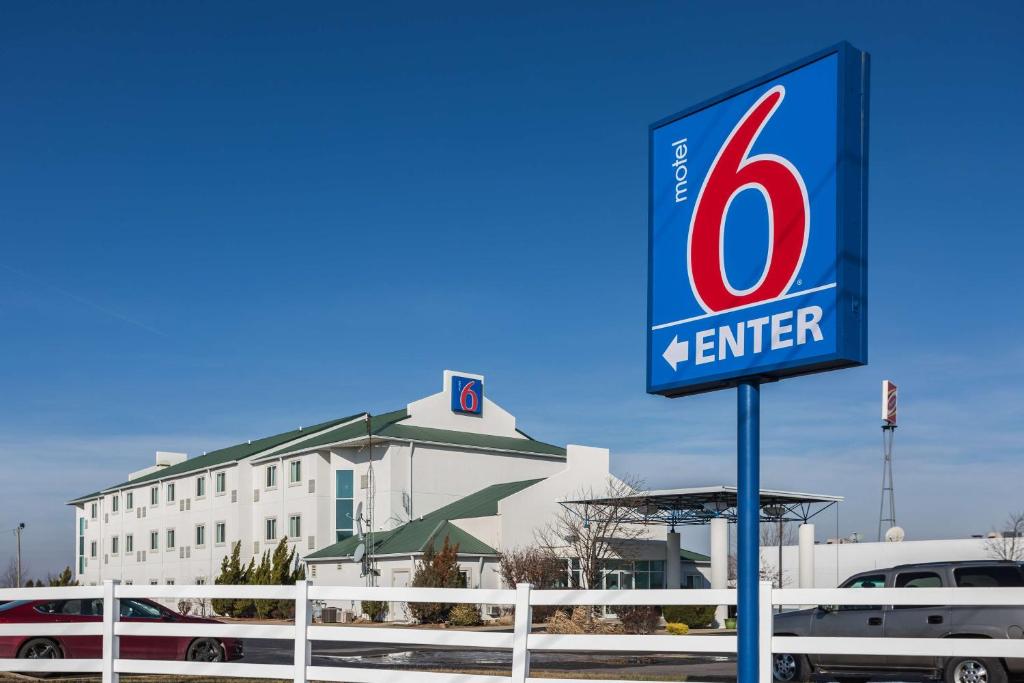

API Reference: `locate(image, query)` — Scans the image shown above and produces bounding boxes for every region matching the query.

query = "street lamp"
[13,523,26,587]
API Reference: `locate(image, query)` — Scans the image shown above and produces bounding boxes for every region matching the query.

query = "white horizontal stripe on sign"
[651,282,837,330]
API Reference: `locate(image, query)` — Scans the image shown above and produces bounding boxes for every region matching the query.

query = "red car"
[0,598,243,662]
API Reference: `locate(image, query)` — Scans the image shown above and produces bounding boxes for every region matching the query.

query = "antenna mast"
[878,380,898,541]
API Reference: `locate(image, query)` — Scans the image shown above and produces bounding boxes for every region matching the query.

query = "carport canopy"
[564,485,842,527]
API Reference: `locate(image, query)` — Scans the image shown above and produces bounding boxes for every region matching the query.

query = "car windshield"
[954,565,1024,587]
[120,599,163,619]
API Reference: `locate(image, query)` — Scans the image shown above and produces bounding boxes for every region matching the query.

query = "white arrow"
[662,335,689,371]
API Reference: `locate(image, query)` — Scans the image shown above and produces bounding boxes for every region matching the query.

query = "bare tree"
[985,512,1024,561]
[727,553,789,588]
[760,521,798,547]
[0,556,26,588]
[535,475,649,590]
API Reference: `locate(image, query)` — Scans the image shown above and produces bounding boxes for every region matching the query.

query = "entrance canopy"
[565,485,842,527]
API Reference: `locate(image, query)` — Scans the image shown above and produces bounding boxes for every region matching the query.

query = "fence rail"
[1,582,1024,683]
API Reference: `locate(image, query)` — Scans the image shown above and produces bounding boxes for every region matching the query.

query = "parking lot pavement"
[238,637,741,680]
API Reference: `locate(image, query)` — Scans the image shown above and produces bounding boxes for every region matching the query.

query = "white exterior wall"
[76,462,245,586]
[758,537,995,589]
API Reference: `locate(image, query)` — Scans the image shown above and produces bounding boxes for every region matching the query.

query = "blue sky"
[2,2,1022,577]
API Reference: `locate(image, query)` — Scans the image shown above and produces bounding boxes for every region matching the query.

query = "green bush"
[408,536,466,623]
[661,604,715,628]
[447,603,482,627]
[362,600,388,622]
[666,622,690,635]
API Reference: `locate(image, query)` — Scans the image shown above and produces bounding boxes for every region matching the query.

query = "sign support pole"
[737,380,761,683]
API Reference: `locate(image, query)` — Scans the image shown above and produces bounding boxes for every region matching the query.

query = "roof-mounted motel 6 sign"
[648,44,870,397]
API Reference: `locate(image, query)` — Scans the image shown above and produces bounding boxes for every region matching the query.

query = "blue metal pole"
[737,380,760,683]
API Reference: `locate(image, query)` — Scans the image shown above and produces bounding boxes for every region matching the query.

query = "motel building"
[68,370,713,608]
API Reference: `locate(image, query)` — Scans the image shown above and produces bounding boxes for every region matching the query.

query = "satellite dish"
[356,518,365,540]
[353,542,366,564]
[355,502,363,520]
[885,526,906,543]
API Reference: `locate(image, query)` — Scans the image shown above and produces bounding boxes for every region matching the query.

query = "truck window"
[954,565,1024,587]
[895,571,942,588]
[838,574,885,611]
[893,571,942,609]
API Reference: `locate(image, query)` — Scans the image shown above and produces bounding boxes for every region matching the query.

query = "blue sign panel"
[451,376,483,415]
[648,44,869,397]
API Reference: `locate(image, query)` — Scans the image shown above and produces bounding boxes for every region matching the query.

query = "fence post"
[293,580,310,683]
[511,583,532,683]
[102,579,121,683]
[758,580,773,683]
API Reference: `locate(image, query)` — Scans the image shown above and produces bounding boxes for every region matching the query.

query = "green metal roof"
[67,413,363,504]
[269,409,409,454]
[306,478,544,560]
[680,548,710,563]
[275,409,566,459]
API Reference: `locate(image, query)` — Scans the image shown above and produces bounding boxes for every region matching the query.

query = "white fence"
[1,582,1024,683]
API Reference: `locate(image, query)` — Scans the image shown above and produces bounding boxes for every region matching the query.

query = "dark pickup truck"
[772,560,1024,683]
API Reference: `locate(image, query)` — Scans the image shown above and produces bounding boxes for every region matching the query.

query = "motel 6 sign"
[648,43,870,397]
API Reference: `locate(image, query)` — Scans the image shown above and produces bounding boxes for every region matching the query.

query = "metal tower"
[877,423,897,541]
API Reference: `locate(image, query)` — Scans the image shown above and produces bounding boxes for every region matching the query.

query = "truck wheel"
[772,653,811,682]
[18,638,63,659]
[944,657,1007,683]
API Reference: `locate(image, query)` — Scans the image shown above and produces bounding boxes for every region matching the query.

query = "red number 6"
[687,85,809,313]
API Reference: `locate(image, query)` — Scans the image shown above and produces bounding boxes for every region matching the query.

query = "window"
[120,599,161,618]
[955,565,1024,587]
[126,492,134,510]
[215,522,226,545]
[150,487,158,506]
[195,525,206,547]
[111,536,119,555]
[111,496,119,513]
[150,531,159,551]
[266,465,278,489]
[90,541,97,558]
[150,579,158,586]
[196,477,205,498]
[90,502,98,519]
[196,577,206,585]
[215,472,226,494]
[289,460,302,484]
[265,517,277,541]
[895,571,942,589]
[166,529,175,549]
[335,470,354,541]
[166,579,175,585]
[289,515,301,538]
[125,535,134,553]
[166,482,175,503]
[838,573,886,611]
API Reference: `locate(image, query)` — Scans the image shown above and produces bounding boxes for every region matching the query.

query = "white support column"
[798,523,815,589]
[758,580,773,683]
[102,579,120,683]
[710,517,729,628]
[511,583,532,683]
[293,580,310,683]
[665,531,682,589]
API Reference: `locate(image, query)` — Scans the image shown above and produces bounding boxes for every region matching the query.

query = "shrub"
[666,622,690,635]
[177,599,193,616]
[362,600,388,622]
[497,547,565,620]
[447,603,482,627]
[617,605,661,634]
[661,604,715,628]
[408,536,466,623]
[544,607,622,635]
